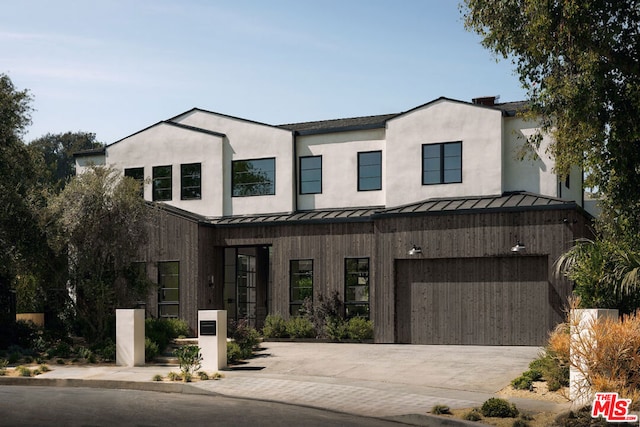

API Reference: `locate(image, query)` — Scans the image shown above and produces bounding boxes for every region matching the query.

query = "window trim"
[357,150,382,191]
[299,155,322,195]
[421,141,462,185]
[152,165,173,201]
[289,259,313,315]
[344,257,370,319]
[158,260,179,319]
[232,157,276,197]
[180,162,202,200]
[124,167,145,197]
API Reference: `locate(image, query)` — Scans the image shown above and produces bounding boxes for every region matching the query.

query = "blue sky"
[2,1,526,144]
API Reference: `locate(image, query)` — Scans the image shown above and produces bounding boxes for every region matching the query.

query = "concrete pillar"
[570,308,618,407]
[198,310,227,371]
[116,309,145,366]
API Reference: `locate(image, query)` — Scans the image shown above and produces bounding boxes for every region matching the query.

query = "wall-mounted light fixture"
[511,240,526,253]
[408,244,422,256]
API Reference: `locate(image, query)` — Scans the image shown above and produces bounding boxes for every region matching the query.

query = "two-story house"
[76,96,594,345]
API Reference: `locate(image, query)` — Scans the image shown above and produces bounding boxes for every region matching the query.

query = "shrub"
[511,369,543,390]
[16,365,33,377]
[512,419,530,427]
[463,409,482,421]
[431,404,451,415]
[39,364,50,373]
[227,341,242,364]
[167,371,181,381]
[145,317,190,353]
[346,317,373,341]
[301,291,343,338]
[198,371,209,380]
[285,317,315,338]
[145,337,159,362]
[229,319,260,359]
[93,339,116,362]
[0,359,7,376]
[480,398,518,418]
[262,314,288,338]
[173,345,202,377]
[152,374,163,381]
[571,310,640,406]
[212,372,223,380]
[325,317,348,342]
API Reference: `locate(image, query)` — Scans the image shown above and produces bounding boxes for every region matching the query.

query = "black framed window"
[422,141,462,185]
[299,156,322,194]
[152,165,172,201]
[232,158,275,197]
[124,167,144,197]
[345,258,370,319]
[358,151,382,191]
[181,163,201,200]
[158,261,179,318]
[290,259,313,315]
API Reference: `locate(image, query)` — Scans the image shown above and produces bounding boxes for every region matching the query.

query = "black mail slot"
[200,320,217,336]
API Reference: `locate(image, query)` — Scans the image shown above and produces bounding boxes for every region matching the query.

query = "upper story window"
[232,158,276,197]
[299,156,322,194]
[152,165,172,201]
[124,167,144,197]
[358,151,382,191]
[422,141,462,185]
[181,163,201,200]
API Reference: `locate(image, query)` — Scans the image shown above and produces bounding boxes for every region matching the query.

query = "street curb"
[0,376,216,395]
[0,376,481,426]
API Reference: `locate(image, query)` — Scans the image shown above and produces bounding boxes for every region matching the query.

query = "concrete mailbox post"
[198,310,227,371]
[116,309,145,366]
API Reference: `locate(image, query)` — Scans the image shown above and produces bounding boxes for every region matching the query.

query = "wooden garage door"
[395,256,549,345]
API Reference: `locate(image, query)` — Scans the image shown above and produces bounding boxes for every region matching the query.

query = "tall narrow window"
[158,261,179,318]
[290,260,313,315]
[345,258,370,319]
[358,151,382,191]
[299,156,322,194]
[422,141,462,185]
[124,167,144,197]
[152,165,172,201]
[232,158,276,197]
[181,163,201,200]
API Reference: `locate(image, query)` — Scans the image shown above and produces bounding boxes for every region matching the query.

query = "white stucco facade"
[75,97,595,218]
[385,99,503,207]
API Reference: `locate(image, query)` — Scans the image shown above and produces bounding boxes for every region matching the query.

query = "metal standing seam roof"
[200,192,579,227]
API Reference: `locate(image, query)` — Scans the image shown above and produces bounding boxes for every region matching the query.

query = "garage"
[395,255,550,345]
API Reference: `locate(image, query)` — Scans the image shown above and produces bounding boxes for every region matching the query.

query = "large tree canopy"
[46,166,154,341]
[29,131,103,190]
[0,74,40,287]
[462,0,640,232]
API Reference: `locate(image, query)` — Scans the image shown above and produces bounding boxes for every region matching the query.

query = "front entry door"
[223,247,269,329]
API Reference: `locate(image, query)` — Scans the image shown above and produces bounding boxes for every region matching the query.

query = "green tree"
[0,73,41,321]
[29,132,103,190]
[462,1,640,233]
[46,166,154,342]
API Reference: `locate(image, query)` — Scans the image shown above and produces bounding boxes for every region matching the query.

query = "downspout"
[292,130,298,213]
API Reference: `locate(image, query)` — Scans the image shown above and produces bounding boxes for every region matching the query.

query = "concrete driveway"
[239,342,541,394]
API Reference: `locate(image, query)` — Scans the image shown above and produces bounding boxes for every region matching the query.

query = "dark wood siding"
[140,210,201,333]
[395,256,549,345]
[141,204,592,343]
[211,222,375,318]
[374,209,585,343]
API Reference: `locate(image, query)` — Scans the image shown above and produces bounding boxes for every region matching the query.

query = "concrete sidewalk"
[0,342,572,425]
